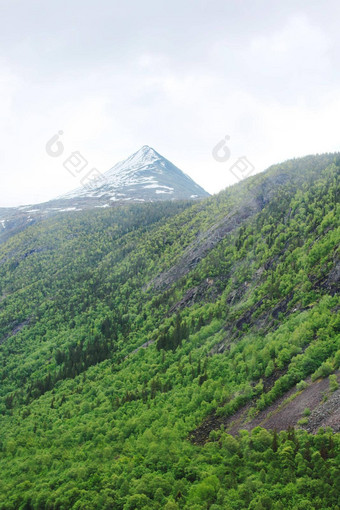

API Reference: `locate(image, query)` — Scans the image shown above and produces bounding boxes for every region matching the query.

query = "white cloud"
[0,2,339,206]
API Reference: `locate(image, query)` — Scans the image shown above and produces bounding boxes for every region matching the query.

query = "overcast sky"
[1,0,340,207]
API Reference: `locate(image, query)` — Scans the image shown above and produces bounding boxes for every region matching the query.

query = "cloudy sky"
[1,0,339,206]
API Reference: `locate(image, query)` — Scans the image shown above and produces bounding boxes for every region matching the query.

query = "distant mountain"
[61,145,209,203]
[0,146,209,243]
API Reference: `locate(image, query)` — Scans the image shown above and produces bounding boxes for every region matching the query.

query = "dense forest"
[0,153,339,509]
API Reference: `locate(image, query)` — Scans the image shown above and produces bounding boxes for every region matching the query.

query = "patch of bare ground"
[0,319,30,345]
[305,386,340,433]
[241,375,339,434]
[167,277,221,316]
[190,372,339,444]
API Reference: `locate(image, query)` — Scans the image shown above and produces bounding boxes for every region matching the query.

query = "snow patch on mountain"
[59,145,209,203]
[0,145,210,245]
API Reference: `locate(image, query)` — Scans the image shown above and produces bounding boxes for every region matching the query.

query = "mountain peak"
[133,145,157,158]
[61,145,210,203]
[140,144,155,152]
[117,145,161,171]
[0,147,209,240]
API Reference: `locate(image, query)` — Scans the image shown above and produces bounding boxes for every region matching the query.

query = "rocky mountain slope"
[0,152,338,509]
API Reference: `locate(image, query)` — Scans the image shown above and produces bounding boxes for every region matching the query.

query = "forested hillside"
[0,153,339,509]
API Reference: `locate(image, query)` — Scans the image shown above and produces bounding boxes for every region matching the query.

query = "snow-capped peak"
[57,145,210,202]
[105,146,160,178]
[0,146,210,244]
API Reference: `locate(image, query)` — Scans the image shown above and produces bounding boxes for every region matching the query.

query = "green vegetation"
[329,375,339,393]
[0,154,339,508]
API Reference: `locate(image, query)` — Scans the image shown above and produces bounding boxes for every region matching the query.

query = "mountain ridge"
[0,145,209,244]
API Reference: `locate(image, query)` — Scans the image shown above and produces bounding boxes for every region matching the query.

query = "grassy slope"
[0,154,339,509]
